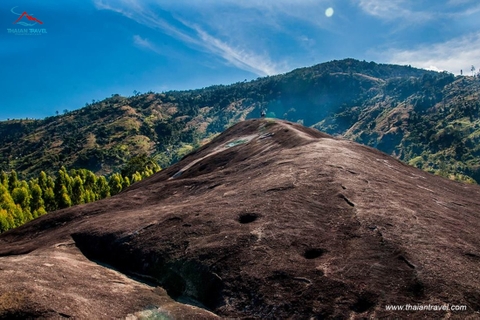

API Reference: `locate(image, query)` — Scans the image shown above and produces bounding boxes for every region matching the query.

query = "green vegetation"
[1,59,480,185]
[0,155,160,233]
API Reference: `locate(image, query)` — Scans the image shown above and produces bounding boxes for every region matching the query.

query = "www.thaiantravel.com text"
[385,304,467,311]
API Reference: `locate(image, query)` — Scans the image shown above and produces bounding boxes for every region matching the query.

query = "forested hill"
[1,58,480,182]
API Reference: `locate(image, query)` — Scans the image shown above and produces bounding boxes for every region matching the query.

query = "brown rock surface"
[1,119,479,319]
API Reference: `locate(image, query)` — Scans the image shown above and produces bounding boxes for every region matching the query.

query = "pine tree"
[122,176,130,190]
[12,182,32,223]
[0,171,8,188]
[84,189,96,203]
[84,170,97,191]
[0,161,156,232]
[55,167,72,208]
[8,170,19,193]
[0,184,16,231]
[38,171,48,191]
[108,173,123,196]
[71,176,85,205]
[12,204,25,227]
[142,167,154,179]
[29,182,46,218]
[0,209,11,232]
[96,176,110,199]
[121,154,161,181]
[57,185,72,209]
[84,171,97,203]
[43,187,56,212]
[131,171,143,184]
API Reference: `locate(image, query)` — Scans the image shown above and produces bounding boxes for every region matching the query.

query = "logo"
[12,7,43,26]
[7,7,47,36]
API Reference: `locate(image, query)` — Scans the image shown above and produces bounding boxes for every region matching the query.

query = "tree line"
[0,156,160,233]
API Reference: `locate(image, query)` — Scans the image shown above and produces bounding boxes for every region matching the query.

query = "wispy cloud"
[358,0,406,19]
[210,0,334,29]
[357,0,432,22]
[385,31,480,74]
[93,0,285,76]
[94,0,199,45]
[359,0,480,22]
[133,35,163,54]
[192,25,281,76]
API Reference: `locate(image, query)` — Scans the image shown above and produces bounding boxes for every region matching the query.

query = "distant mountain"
[1,119,479,318]
[1,58,480,182]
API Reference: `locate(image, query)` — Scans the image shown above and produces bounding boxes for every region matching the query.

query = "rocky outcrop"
[1,119,479,318]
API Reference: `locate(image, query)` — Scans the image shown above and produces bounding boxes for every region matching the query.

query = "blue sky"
[1,0,480,120]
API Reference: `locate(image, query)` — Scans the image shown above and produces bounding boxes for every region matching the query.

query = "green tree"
[84,171,97,190]
[71,176,85,205]
[43,187,56,212]
[8,170,19,193]
[83,171,97,203]
[12,186,31,212]
[108,173,123,196]
[57,185,72,209]
[84,189,96,203]
[0,209,11,232]
[12,204,26,226]
[0,185,16,231]
[0,171,8,188]
[55,167,72,208]
[12,181,33,223]
[131,172,143,184]
[38,171,48,191]
[122,176,130,190]
[121,154,161,181]
[29,182,46,218]
[96,176,110,199]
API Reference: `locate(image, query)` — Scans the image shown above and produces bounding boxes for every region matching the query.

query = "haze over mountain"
[0,119,479,318]
[2,59,480,184]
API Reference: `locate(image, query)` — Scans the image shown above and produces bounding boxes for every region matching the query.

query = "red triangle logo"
[13,12,43,25]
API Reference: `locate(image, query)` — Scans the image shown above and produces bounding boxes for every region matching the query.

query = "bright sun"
[325,7,334,18]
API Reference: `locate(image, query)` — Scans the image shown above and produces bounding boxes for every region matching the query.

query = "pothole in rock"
[238,213,259,224]
[350,294,377,313]
[303,248,325,259]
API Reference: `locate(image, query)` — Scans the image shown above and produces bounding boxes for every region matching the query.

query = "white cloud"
[358,0,404,18]
[385,32,480,75]
[133,35,163,54]
[217,0,333,28]
[357,0,432,22]
[94,0,199,45]
[191,25,281,76]
[359,0,480,23]
[93,0,285,76]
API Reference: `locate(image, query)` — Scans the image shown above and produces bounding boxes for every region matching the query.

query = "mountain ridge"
[1,58,479,183]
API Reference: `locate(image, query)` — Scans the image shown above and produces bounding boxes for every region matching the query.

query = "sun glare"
[325,7,334,18]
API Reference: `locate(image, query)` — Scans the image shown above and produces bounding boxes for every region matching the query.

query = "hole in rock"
[351,295,376,313]
[408,279,425,298]
[304,248,324,259]
[238,213,259,224]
